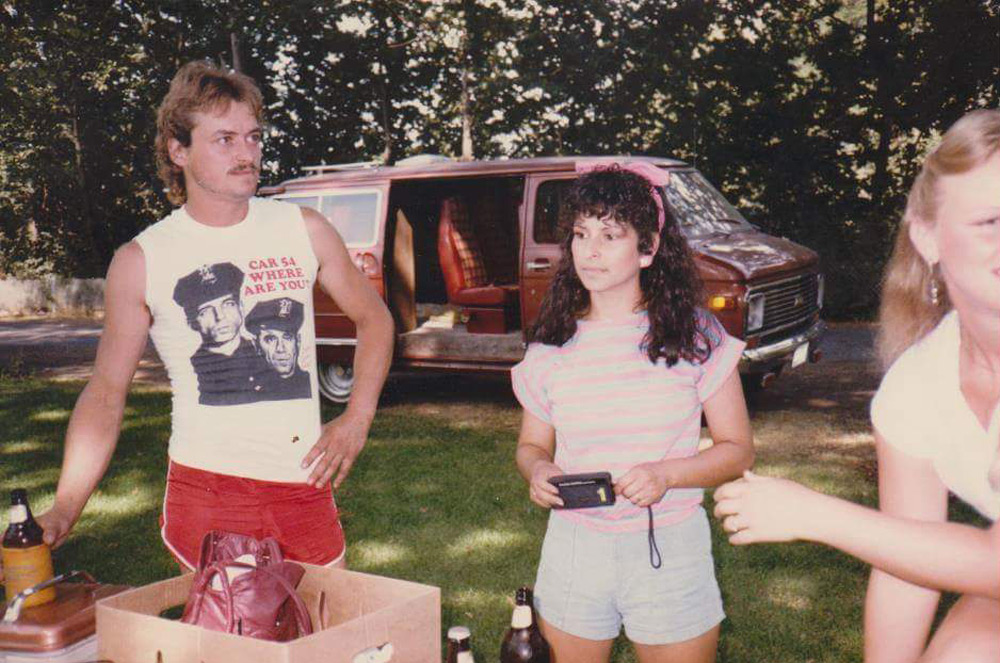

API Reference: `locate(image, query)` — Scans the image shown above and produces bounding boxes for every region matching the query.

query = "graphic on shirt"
[172,261,312,405]
[244,297,312,401]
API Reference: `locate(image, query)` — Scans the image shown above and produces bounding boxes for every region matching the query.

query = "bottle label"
[7,504,27,525]
[511,605,532,629]
[457,652,475,663]
[1,544,56,608]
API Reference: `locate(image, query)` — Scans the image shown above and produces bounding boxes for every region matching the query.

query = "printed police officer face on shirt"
[195,293,244,345]
[168,101,263,203]
[259,328,299,377]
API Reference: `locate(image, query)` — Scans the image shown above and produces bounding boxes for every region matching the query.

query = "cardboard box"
[96,565,441,663]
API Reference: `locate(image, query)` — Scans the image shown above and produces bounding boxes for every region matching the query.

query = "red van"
[261,156,824,402]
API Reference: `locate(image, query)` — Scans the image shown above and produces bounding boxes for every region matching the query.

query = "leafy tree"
[1,0,996,317]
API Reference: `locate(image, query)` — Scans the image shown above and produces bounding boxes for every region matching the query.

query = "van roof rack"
[301,160,382,174]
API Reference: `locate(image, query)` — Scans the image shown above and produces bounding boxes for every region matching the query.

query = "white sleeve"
[870,351,933,459]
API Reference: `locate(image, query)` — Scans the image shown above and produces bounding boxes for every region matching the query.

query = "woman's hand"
[528,461,565,509]
[616,461,671,507]
[713,470,819,544]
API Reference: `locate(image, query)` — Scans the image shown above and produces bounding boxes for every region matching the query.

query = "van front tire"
[318,363,354,403]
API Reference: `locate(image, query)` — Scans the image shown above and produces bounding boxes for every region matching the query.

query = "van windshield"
[278,190,381,247]
[663,170,752,237]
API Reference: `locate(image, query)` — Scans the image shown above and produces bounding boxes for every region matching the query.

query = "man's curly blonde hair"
[154,61,264,205]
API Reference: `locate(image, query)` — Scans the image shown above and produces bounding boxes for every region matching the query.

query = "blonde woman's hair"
[154,61,264,205]
[877,109,1000,370]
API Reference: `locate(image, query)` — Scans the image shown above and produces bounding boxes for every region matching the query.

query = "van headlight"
[746,293,765,333]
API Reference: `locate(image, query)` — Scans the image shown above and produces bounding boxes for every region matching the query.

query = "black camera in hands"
[548,472,616,509]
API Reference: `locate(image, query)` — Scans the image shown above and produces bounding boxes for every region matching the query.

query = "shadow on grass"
[0,379,177,588]
[749,362,882,417]
[380,372,518,408]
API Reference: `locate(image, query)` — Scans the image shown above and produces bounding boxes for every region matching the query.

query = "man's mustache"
[229,164,259,175]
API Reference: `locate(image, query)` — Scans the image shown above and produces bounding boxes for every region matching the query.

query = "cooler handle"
[2,569,96,623]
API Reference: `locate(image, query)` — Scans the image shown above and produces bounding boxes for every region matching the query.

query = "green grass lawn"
[0,368,986,662]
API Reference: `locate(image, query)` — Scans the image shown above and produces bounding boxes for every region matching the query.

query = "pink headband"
[575,159,671,231]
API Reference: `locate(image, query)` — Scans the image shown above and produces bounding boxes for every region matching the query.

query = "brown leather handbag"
[180,531,313,641]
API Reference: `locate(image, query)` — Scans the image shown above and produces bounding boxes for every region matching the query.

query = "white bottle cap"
[448,625,471,641]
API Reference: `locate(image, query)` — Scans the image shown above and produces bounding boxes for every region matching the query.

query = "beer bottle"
[499,587,551,663]
[2,489,56,607]
[446,625,476,663]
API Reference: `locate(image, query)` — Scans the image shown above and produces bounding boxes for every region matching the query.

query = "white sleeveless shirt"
[134,198,321,483]
[871,311,1000,521]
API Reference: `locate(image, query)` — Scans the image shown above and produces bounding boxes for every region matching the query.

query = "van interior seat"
[437,197,518,307]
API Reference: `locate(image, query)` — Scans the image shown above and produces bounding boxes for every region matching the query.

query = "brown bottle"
[2,488,56,607]
[446,625,476,663]
[499,587,551,663]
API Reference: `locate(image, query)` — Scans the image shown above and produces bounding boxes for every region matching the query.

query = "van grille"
[747,273,820,337]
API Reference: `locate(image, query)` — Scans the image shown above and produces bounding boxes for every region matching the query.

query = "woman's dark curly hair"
[526,165,712,366]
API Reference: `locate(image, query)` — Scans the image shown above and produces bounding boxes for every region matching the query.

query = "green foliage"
[1,1,997,315]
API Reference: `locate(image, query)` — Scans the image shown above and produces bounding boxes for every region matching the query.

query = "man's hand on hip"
[302,410,373,489]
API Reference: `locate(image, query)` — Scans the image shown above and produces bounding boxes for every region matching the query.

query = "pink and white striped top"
[512,310,744,533]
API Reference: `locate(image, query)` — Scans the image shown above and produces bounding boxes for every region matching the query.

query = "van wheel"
[318,363,354,403]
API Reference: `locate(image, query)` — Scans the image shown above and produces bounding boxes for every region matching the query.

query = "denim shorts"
[533,507,724,645]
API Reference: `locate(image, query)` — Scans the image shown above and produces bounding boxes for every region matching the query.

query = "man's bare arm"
[38,242,151,547]
[299,207,394,488]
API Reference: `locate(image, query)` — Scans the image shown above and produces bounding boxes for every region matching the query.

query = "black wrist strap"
[647,506,662,569]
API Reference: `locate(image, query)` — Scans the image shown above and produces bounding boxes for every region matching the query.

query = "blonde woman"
[714,108,1000,663]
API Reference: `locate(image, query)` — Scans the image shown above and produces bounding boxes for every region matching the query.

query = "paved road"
[816,323,877,363]
[0,317,876,385]
[0,318,166,383]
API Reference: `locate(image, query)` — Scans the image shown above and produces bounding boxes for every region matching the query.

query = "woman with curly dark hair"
[512,162,754,663]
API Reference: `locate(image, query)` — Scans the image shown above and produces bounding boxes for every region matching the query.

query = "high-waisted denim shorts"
[534,507,724,645]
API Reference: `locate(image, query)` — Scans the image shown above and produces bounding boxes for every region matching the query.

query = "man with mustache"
[34,61,394,571]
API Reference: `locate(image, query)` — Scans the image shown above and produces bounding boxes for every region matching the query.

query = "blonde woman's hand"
[529,461,564,509]
[713,471,818,544]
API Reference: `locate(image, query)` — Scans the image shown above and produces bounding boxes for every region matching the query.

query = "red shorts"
[161,461,346,570]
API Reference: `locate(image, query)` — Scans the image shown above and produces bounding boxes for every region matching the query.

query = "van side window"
[320,191,381,246]
[284,196,320,211]
[280,191,381,247]
[533,180,571,244]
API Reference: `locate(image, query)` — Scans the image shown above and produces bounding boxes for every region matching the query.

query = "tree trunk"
[460,67,473,160]
[66,106,100,275]
[230,32,242,73]
[867,0,893,219]
[459,0,476,160]
[374,3,394,165]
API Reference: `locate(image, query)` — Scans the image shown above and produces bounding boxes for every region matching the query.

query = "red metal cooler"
[1,572,127,662]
